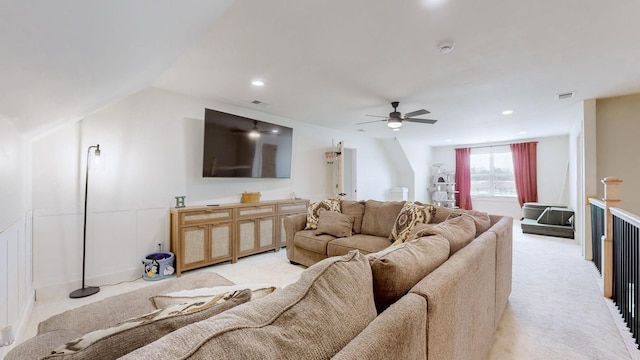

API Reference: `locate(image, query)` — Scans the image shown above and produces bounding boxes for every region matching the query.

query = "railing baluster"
[610,210,640,348]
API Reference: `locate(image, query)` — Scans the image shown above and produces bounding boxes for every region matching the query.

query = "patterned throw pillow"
[304,198,341,230]
[149,284,277,309]
[389,202,436,244]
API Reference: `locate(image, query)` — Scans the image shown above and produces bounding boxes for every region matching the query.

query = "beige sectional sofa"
[8,199,512,360]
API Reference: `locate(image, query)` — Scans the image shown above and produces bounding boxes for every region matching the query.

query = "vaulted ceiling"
[3,0,640,145]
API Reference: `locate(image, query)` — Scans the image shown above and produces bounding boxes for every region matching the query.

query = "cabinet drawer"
[180,208,233,225]
[236,204,276,219]
[278,201,308,214]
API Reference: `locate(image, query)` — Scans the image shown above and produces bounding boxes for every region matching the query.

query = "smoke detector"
[437,41,455,54]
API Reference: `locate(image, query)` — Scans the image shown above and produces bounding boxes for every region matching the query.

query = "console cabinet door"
[209,222,234,263]
[236,217,275,257]
[180,225,208,271]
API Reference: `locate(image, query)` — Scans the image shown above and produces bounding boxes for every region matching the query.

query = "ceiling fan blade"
[356,119,387,125]
[404,109,430,118]
[365,114,388,118]
[404,118,438,125]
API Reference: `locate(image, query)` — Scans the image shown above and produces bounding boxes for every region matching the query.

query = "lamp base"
[69,286,100,299]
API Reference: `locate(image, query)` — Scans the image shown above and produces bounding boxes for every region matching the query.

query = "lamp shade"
[387,118,402,128]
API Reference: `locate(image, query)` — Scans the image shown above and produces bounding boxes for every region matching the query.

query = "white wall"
[30,87,399,296]
[0,118,33,357]
[430,135,571,219]
[398,139,432,203]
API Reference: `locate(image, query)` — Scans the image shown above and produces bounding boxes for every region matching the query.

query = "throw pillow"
[304,198,341,230]
[45,289,250,360]
[341,200,366,233]
[149,283,276,309]
[360,200,405,238]
[120,251,377,360]
[389,202,436,244]
[413,214,476,256]
[315,210,354,237]
[368,235,450,313]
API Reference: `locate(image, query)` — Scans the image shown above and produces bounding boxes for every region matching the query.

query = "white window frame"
[470,145,517,198]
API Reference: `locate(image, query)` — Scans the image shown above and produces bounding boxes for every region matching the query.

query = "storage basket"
[142,251,175,281]
[241,192,261,203]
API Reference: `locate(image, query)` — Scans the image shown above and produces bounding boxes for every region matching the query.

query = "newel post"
[602,176,623,298]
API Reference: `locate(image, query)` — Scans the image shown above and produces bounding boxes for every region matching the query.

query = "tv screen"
[202,108,293,178]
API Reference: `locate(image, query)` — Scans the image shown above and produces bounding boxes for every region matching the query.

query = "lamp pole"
[69,144,101,298]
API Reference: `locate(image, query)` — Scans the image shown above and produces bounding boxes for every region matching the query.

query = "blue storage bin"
[142,251,175,281]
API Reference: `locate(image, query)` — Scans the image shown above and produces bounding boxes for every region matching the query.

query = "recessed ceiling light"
[445,139,452,142]
[251,80,264,87]
[501,110,513,115]
[518,131,527,135]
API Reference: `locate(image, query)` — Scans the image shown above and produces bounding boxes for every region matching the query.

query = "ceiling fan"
[357,101,438,129]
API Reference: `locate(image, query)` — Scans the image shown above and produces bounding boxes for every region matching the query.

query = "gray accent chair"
[521,202,574,239]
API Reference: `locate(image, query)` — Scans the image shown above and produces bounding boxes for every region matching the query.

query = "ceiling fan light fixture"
[387,118,403,128]
[248,121,261,138]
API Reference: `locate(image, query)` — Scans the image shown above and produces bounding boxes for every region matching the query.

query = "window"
[470,146,516,197]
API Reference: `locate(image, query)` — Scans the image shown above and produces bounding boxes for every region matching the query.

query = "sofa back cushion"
[413,215,476,256]
[45,289,251,360]
[450,209,491,236]
[341,200,366,233]
[121,251,377,360]
[361,200,405,238]
[368,235,450,313]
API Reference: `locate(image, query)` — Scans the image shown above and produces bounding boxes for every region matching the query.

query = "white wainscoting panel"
[0,213,34,358]
[88,210,137,283]
[32,210,82,291]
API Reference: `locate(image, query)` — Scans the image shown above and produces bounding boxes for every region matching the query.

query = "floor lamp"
[69,144,101,299]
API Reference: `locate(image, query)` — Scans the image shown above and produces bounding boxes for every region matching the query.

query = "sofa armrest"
[332,293,427,360]
[410,233,497,360]
[284,213,307,262]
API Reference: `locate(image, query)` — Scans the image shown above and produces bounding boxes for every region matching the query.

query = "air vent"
[251,100,269,106]
[556,91,576,100]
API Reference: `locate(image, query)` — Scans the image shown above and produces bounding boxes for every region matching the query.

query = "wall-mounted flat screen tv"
[202,108,293,178]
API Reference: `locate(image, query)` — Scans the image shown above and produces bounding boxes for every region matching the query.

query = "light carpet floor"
[15,224,640,359]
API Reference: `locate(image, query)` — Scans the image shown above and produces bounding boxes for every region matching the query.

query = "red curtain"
[510,142,538,207]
[455,148,473,210]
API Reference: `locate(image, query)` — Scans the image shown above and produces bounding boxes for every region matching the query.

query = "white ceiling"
[3,0,640,145]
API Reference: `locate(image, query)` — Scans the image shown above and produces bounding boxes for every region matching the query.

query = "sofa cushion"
[315,210,354,237]
[4,329,82,360]
[390,202,436,243]
[293,229,336,254]
[45,289,251,360]
[413,215,476,255]
[367,235,450,313]
[361,200,405,238]
[121,251,378,360]
[341,200,366,233]
[327,234,393,257]
[149,284,276,309]
[537,207,574,226]
[464,209,491,235]
[430,204,455,224]
[304,198,341,230]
